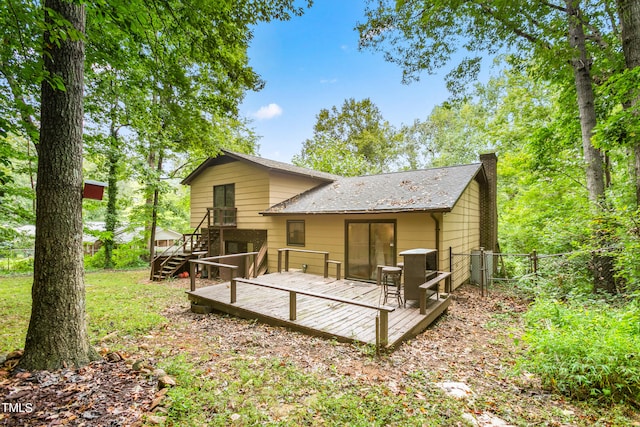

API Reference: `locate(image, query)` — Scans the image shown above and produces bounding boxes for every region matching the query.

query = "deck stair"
[151,210,219,280]
[153,254,188,280]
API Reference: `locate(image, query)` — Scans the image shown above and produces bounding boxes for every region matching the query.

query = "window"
[213,184,236,225]
[214,184,235,208]
[287,220,305,246]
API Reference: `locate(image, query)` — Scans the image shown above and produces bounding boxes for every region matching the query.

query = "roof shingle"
[262,163,484,215]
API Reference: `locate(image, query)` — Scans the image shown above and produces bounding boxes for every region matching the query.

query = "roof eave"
[260,207,453,216]
[181,149,339,185]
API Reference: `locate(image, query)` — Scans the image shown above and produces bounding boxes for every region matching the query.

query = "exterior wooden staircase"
[151,210,220,281]
[150,206,272,281]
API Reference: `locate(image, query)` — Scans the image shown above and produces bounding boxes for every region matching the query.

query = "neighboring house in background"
[154,149,498,288]
[84,224,182,255]
[154,228,183,251]
[14,223,180,258]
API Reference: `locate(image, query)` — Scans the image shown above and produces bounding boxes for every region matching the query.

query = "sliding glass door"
[346,220,395,281]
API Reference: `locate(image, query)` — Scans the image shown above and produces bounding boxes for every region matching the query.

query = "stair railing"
[150,209,212,279]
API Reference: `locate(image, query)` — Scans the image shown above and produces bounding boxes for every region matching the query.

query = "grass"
[158,354,469,426]
[0,269,185,354]
[2,271,639,426]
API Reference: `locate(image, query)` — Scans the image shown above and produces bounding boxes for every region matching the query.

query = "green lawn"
[0,269,184,354]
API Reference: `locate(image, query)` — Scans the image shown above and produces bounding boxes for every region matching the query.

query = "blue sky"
[240,2,490,162]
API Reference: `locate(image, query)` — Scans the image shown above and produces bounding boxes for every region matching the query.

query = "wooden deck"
[187,271,451,349]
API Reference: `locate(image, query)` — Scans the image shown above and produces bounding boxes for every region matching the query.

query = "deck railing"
[277,248,342,280]
[375,265,451,315]
[209,207,237,227]
[150,209,213,279]
[230,276,395,348]
[189,252,259,291]
[418,272,451,315]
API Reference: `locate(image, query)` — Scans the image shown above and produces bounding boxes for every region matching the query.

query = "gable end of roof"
[181,149,340,185]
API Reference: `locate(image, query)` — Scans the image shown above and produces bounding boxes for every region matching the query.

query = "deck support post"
[323,253,329,278]
[251,253,256,278]
[289,291,297,320]
[190,261,196,291]
[230,271,237,304]
[277,250,282,273]
[285,250,289,272]
[378,310,389,347]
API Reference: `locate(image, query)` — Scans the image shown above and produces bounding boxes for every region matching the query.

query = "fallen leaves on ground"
[1,282,636,426]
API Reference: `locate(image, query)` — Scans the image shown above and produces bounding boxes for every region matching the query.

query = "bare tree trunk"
[19,0,98,370]
[567,1,606,202]
[146,149,163,260]
[103,123,120,269]
[617,0,640,205]
[566,1,616,293]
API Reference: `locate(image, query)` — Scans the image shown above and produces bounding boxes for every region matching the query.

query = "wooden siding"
[442,180,480,289]
[188,161,327,231]
[268,171,326,206]
[190,161,270,229]
[266,213,437,276]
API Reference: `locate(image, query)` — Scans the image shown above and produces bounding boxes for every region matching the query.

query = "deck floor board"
[187,271,450,348]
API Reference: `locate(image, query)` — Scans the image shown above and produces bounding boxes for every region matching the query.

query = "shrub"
[112,244,147,269]
[85,245,147,270]
[10,256,34,273]
[520,299,640,402]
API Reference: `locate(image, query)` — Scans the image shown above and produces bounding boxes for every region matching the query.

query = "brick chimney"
[479,152,498,253]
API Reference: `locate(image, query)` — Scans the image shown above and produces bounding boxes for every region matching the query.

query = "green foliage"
[85,244,147,270]
[399,101,495,169]
[3,256,34,273]
[293,98,401,176]
[0,270,183,354]
[160,353,468,426]
[111,244,147,269]
[593,206,640,293]
[593,67,640,152]
[520,299,640,402]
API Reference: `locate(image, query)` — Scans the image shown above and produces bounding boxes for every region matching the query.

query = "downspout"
[430,213,441,269]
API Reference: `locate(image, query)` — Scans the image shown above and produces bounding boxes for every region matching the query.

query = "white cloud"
[253,103,283,120]
[320,78,338,84]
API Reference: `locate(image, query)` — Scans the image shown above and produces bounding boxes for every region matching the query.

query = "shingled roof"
[181,149,340,185]
[261,163,485,215]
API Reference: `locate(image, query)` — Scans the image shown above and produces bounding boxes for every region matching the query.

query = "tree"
[616,0,640,204]
[6,0,311,370]
[293,98,401,175]
[358,0,620,292]
[19,0,98,370]
[84,1,305,260]
[399,102,493,169]
[0,0,41,217]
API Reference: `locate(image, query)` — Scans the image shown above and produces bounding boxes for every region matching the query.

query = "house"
[163,149,498,289]
[82,223,179,256]
[153,228,182,251]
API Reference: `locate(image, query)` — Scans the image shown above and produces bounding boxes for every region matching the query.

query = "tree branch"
[478,2,553,49]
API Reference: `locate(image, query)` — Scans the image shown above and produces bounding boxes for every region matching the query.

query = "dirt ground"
[1,283,637,426]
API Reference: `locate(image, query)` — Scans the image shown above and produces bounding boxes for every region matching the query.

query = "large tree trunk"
[19,0,98,370]
[567,1,606,203]
[566,1,616,293]
[617,0,640,205]
[104,120,121,269]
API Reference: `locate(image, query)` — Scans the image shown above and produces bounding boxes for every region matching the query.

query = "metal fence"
[451,247,597,296]
[0,248,35,272]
